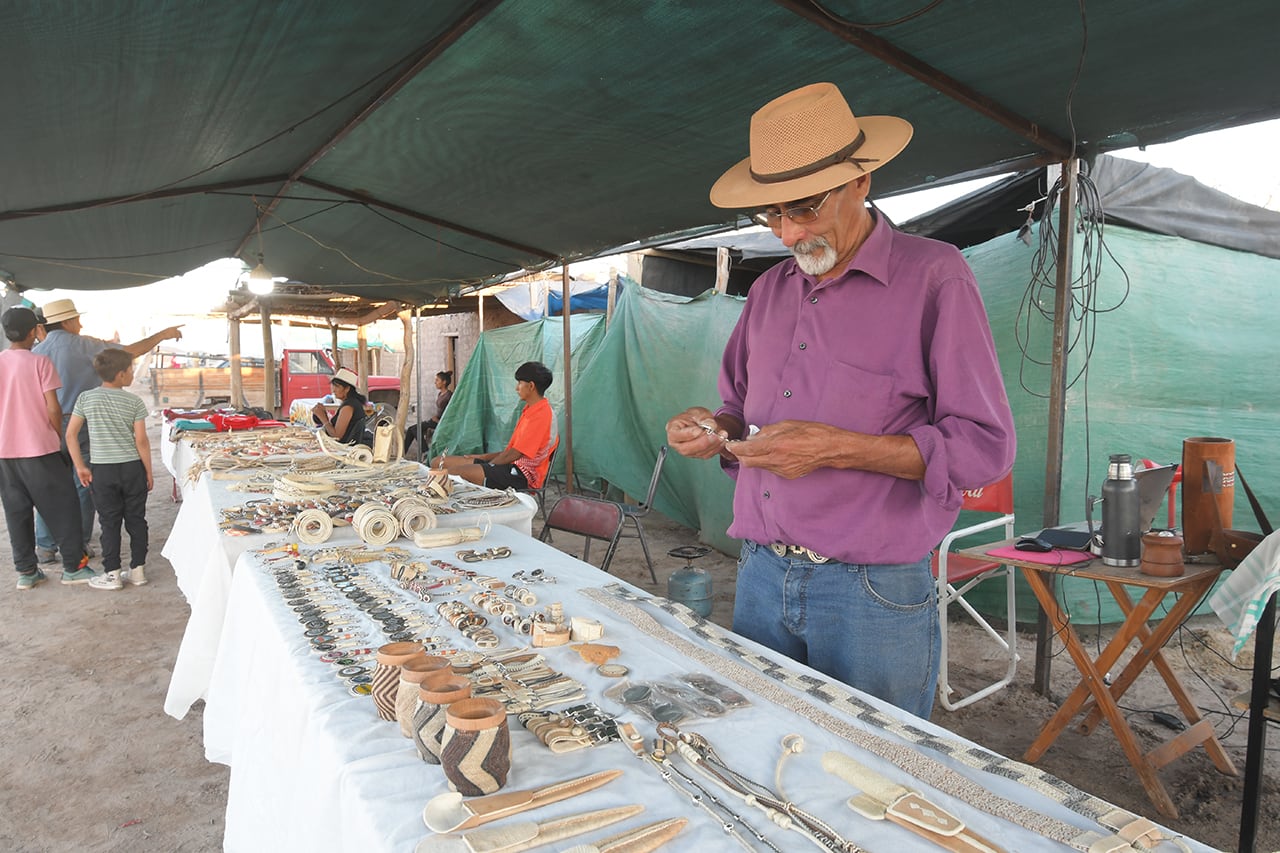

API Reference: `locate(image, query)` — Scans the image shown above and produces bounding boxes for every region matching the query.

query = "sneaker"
[35,547,58,564]
[89,570,124,591]
[61,567,98,585]
[123,565,148,586]
[16,569,47,591]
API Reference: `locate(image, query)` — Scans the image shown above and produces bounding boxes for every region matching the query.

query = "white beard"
[791,237,839,276]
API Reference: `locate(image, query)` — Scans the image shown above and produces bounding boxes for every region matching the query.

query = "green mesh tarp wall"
[429,314,606,461]
[429,284,746,557]
[433,228,1279,622]
[964,225,1280,623]
[570,287,746,558]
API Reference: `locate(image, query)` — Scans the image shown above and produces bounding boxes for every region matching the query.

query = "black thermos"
[1101,453,1142,567]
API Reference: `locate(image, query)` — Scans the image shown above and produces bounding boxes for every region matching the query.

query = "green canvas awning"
[1,1,1277,301]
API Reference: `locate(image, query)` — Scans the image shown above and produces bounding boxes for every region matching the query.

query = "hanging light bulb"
[246,252,275,295]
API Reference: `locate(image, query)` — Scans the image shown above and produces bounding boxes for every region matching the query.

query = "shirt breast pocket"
[815,360,895,435]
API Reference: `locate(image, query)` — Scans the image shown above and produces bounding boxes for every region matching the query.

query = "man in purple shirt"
[666,82,1015,719]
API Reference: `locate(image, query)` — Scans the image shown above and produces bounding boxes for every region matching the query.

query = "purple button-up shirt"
[716,215,1016,564]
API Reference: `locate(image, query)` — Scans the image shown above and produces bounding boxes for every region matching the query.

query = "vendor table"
[960,540,1236,819]
[195,524,1212,853]
[161,430,536,720]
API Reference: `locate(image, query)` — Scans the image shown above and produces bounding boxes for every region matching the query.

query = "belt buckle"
[769,542,830,564]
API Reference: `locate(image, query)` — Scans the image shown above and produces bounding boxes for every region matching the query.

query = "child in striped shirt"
[66,348,153,591]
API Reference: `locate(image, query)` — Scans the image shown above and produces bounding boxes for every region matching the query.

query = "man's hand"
[75,464,92,488]
[729,420,838,479]
[163,325,184,342]
[666,407,734,460]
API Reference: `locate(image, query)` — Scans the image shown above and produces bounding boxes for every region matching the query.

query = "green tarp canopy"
[435,226,1279,623]
[2,1,1278,299]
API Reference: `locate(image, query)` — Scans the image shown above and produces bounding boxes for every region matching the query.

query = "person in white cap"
[665,82,1016,719]
[311,367,369,445]
[32,297,182,565]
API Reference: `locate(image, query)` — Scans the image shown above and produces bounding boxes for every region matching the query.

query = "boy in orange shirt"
[434,362,558,490]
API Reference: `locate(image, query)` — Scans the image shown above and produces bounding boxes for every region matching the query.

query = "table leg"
[1075,579,1237,776]
[1018,569,1182,818]
[1026,582,1167,756]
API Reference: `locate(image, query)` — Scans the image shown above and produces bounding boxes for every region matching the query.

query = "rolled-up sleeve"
[909,269,1016,509]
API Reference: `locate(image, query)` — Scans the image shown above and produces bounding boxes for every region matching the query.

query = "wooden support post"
[606,267,618,327]
[330,323,341,370]
[1035,158,1079,696]
[260,302,277,416]
[397,309,413,432]
[478,293,485,331]
[229,318,244,408]
[560,263,574,493]
[356,325,369,394]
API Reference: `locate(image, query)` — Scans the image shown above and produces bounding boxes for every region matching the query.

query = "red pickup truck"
[149,348,400,414]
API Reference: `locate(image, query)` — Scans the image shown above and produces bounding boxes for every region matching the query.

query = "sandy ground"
[1,416,1275,852]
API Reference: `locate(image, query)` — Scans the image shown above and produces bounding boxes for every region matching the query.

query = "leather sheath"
[822,751,1006,853]
[423,769,623,833]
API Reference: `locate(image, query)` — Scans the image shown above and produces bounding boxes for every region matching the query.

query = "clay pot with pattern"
[411,675,472,764]
[395,655,453,738]
[440,698,510,794]
[424,468,453,499]
[371,642,426,721]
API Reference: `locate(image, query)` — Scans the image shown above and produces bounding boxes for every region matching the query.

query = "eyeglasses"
[750,188,836,228]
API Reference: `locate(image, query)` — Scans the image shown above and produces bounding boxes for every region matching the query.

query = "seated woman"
[404,370,453,452]
[433,362,557,489]
[310,367,369,445]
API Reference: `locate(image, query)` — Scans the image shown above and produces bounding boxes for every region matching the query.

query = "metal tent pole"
[1035,158,1079,696]
[561,263,574,493]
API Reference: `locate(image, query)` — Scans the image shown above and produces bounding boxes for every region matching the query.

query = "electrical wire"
[806,0,949,30]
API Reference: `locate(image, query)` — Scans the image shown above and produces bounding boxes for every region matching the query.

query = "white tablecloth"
[198,524,1210,853]
[162,439,537,720]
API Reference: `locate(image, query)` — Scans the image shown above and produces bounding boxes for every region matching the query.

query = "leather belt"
[769,542,831,564]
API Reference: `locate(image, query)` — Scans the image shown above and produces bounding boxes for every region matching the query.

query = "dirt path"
[1,419,1273,851]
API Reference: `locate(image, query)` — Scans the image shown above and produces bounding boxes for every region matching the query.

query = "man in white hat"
[32,297,182,565]
[665,83,1016,719]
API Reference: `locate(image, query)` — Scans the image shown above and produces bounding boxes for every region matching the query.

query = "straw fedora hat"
[42,297,83,324]
[331,367,359,387]
[709,82,913,210]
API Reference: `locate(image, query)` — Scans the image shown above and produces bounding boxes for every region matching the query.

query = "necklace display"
[255,544,586,712]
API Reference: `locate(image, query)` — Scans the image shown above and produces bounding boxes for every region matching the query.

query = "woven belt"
[768,543,830,564]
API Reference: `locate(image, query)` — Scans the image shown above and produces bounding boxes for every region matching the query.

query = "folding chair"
[932,472,1019,711]
[520,445,558,518]
[615,446,667,584]
[538,495,625,573]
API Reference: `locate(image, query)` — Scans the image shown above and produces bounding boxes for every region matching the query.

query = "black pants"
[404,419,438,454]
[0,453,85,574]
[90,460,149,572]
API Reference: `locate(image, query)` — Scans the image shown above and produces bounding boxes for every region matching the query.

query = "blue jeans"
[732,540,939,719]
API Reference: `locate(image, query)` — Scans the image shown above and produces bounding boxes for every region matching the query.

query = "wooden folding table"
[960,541,1237,818]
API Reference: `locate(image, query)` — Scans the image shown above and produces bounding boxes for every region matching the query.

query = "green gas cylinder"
[666,546,713,617]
